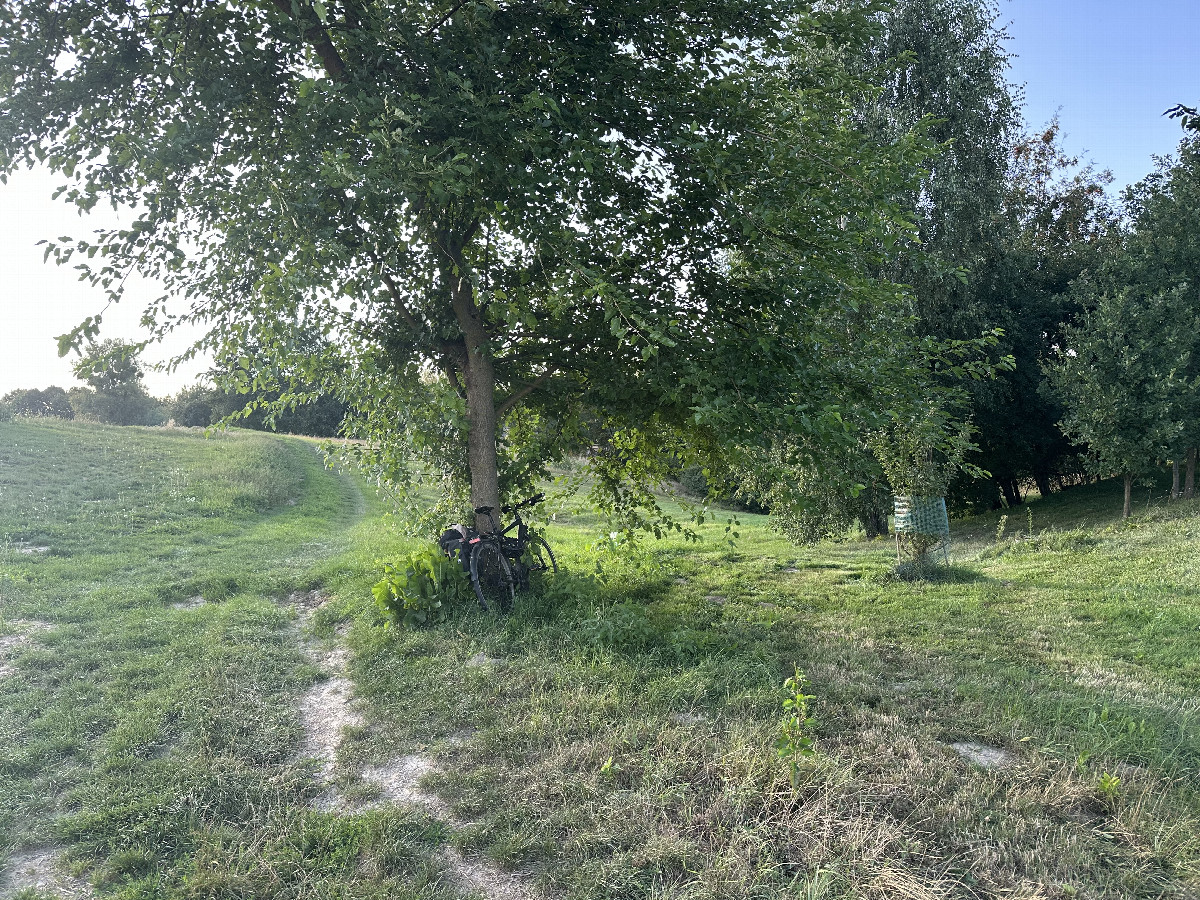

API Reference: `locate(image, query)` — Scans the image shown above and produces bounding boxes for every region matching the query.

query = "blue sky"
[1003,0,1200,192]
[2,1,1198,396]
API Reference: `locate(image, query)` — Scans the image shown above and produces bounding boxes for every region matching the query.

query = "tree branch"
[271,0,348,81]
[379,271,422,332]
[425,0,470,36]
[497,369,557,419]
[440,342,468,400]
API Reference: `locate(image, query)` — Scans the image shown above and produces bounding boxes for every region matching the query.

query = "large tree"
[863,0,1018,330]
[958,124,1116,508]
[760,0,1019,538]
[2,0,927,530]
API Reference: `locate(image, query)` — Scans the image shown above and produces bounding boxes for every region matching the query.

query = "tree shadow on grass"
[893,563,988,585]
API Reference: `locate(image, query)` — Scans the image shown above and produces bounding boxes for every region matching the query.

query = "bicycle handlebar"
[500,492,545,514]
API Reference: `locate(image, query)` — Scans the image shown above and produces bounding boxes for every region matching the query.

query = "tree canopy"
[1045,282,1191,518]
[1043,137,1200,516]
[3,0,953,533]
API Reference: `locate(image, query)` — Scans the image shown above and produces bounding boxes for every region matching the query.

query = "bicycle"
[488,493,559,593]
[441,493,558,612]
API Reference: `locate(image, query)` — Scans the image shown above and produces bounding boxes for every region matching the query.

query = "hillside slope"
[1,422,1197,899]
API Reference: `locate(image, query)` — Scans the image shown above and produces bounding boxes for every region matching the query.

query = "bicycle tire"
[524,536,558,592]
[470,540,515,612]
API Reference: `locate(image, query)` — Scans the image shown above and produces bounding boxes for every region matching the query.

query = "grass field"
[1,419,1197,900]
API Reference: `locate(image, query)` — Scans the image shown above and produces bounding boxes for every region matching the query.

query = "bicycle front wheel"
[525,535,556,592]
[470,541,515,613]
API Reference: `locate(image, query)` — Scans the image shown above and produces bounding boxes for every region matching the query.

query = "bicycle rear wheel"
[470,541,515,612]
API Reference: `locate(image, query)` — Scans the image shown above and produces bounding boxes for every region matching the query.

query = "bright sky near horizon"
[2,0,1198,398]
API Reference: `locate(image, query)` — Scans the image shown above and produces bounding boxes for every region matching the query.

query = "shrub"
[170,385,217,427]
[372,547,471,627]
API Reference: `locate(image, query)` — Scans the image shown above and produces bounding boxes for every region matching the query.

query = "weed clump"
[373,547,471,627]
[981,528,1097,559]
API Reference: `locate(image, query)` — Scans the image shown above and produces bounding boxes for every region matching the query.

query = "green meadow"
[1,419,1197,899]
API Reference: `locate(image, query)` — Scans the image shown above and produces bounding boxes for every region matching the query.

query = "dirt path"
[288,590,540,900]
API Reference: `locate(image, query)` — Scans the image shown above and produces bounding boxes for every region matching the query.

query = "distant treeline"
[1,341,346,438]
[1,382,347,438]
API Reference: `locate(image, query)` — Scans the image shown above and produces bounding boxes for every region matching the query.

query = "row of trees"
[2,341,347,435]
[760,0,1198,530]
[2,340,161,426]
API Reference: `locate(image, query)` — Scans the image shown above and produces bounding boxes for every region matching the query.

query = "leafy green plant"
[372,547,470,627]
[581,601,657,651]
[776,666,818,786]
[1095,771,1122,811]
[996,513,1009,540]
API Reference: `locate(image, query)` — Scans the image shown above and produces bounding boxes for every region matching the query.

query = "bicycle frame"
[474,494,544,570]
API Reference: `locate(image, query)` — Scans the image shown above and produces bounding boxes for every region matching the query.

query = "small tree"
[71,340,163,426]
[870,401,977,571]
[1045,283,1190,518]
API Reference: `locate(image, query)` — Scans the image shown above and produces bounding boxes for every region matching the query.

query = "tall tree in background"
[743,0,1020,542]
[961,125,1116,508]
[803,0,1019,534]
[1122,139,1200,500]
[70,339,164,426]
[2,0,936,532]
[865,0,1018,331]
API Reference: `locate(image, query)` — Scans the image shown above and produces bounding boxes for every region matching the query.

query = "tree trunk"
[463,351,501,531]
[1123,472,1132,520]
[1173,458,1181,499]
[1033,470,1051,499]
[1186,447,1197,501]
[858,483,889,539]
[443,245,501,532]
[860,507,889,540]
[999,478,1022,507]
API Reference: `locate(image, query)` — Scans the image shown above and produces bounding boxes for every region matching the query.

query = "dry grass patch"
[0,846,93,900]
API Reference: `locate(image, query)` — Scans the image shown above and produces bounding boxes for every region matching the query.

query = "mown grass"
[2,419,1198,899]
[0,419,454,899]
[337,483,1200,899]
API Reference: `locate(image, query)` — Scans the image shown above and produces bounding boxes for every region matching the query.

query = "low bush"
[372,547,471,627]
